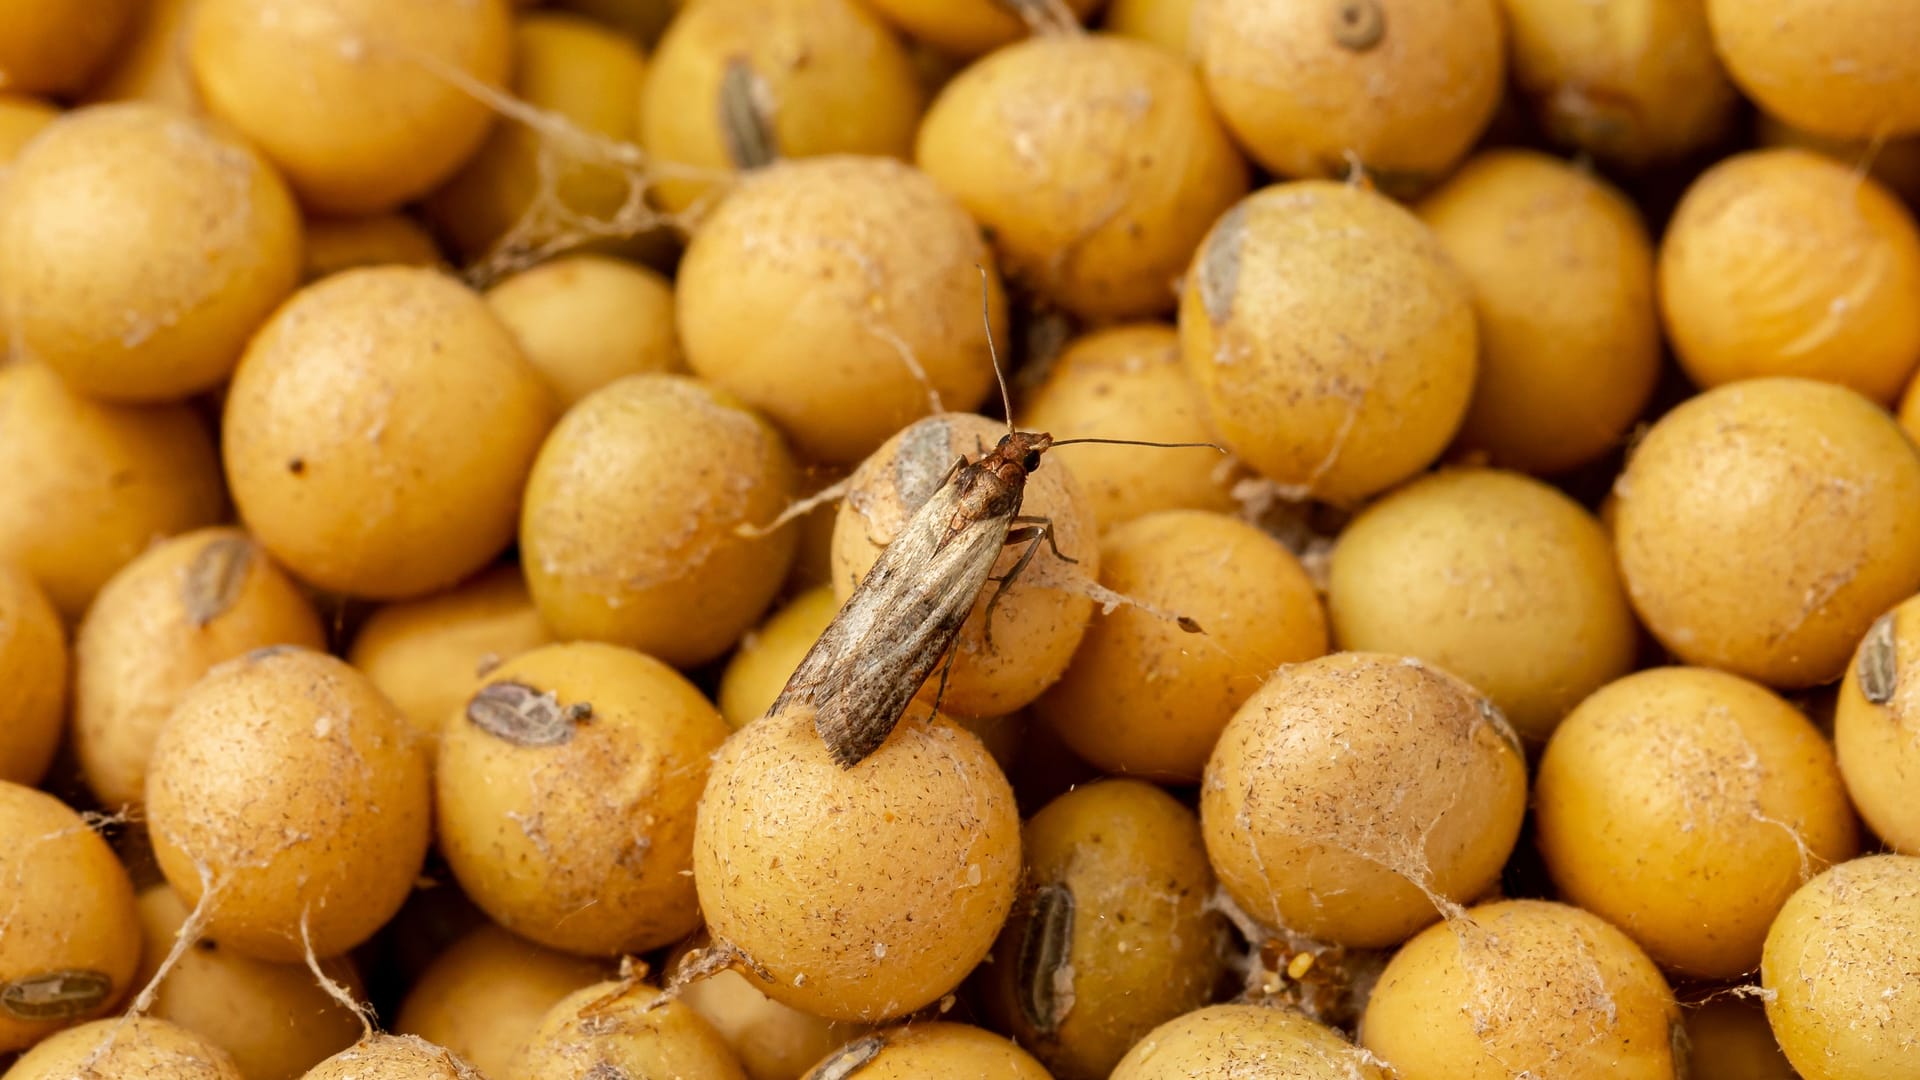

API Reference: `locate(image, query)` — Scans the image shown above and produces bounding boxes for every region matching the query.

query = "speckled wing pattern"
[770,476,1014,769]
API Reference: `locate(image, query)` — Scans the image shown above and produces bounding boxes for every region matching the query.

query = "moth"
[771,277,1219,770]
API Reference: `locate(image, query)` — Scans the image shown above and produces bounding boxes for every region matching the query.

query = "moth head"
[996,430,1054,474]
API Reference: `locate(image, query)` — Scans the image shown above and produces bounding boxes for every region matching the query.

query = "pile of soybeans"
[2,1,1919,1078]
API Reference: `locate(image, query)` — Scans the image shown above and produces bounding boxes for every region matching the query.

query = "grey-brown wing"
[771,485,1010,768]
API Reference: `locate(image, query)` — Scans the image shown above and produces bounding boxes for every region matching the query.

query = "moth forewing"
[772,471,1018,768]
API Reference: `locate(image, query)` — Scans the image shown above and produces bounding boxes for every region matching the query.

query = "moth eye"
[1022,451,1041,472]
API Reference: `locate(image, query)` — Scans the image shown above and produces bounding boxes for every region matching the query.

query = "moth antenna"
[1052,437,1229,452]
[976,263,1014,435]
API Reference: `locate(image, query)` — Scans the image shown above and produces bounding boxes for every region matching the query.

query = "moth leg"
[991,525,1045,580]
[939,454,967,489]
[1010,514,1077,565]
[928,639,961,718]
[982,522,1053,651]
